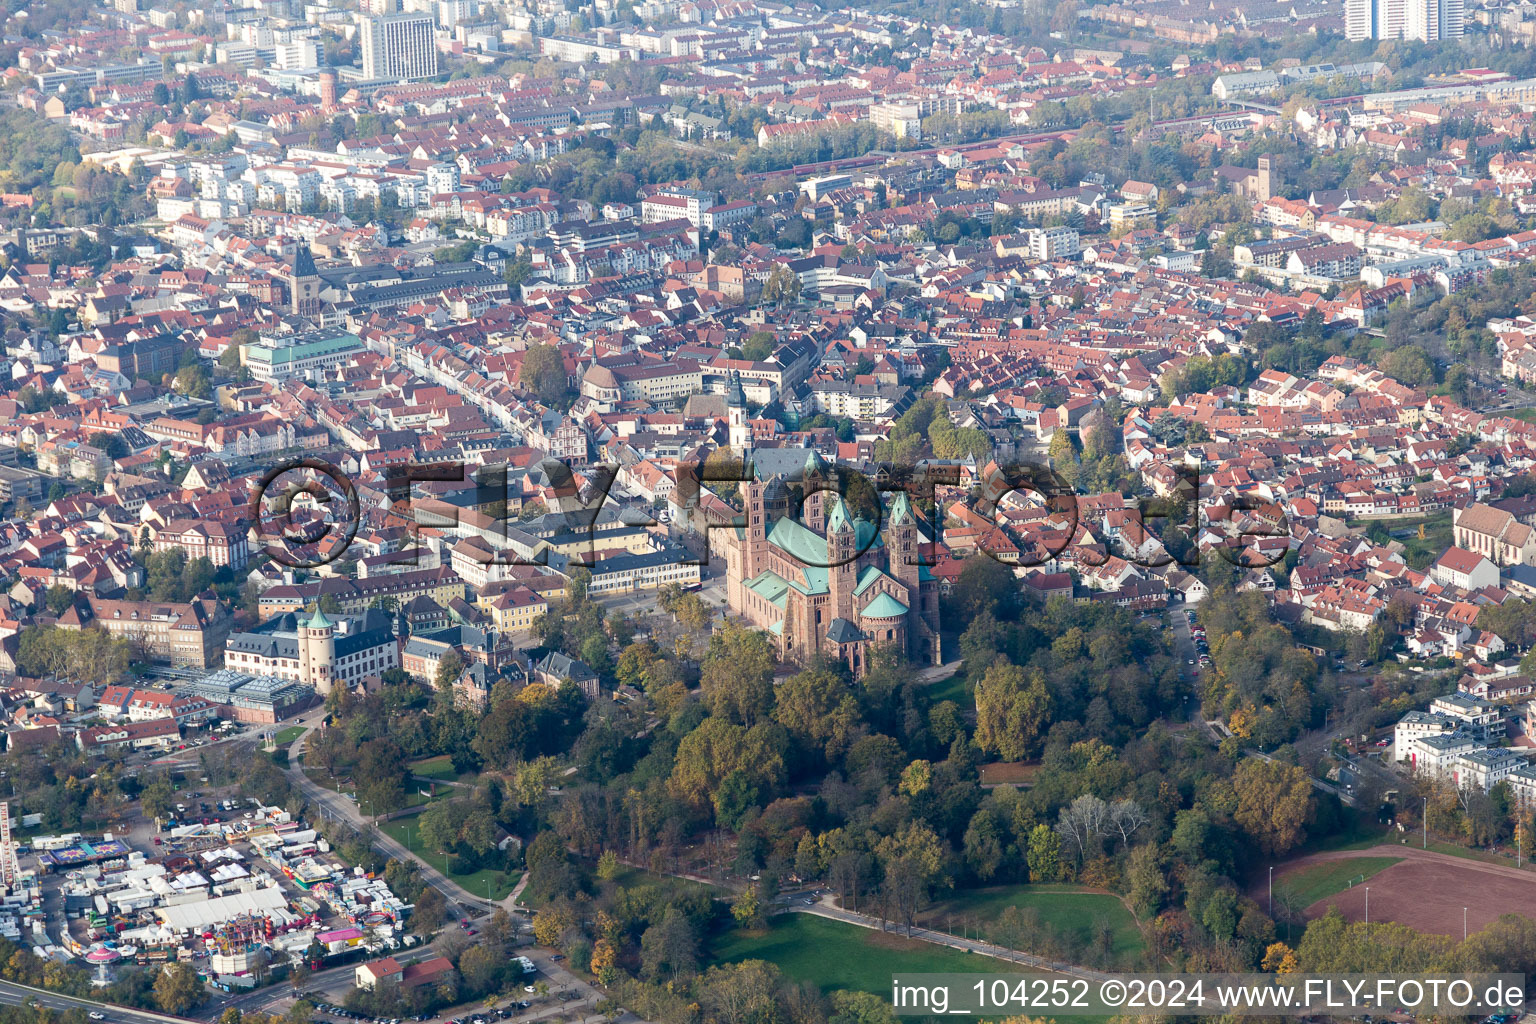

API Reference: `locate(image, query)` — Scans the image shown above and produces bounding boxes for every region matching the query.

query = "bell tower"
[288,244,321,318]
[298,606,335,693]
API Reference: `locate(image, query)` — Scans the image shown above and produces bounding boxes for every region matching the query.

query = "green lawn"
[1363,510,1453,570]
[1274,856,1401,908]
[522,861,720,909]
[1508,407,1536,423]
[925,672,970,708]
[409,755,467,782]
[304,768,448,810]
[378,816,521,900]
[710,913,1019,994]
[918,885,1143,966]
[273,725,307,747]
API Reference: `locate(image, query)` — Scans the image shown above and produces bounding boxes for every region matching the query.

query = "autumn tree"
[154,962,204,1013]
[700,621,776,725]
[772,667,861,762]
[519,343,569,406]
[1233,758,1314,856]
[973,660,1054,761]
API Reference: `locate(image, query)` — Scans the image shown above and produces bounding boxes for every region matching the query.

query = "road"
[285,721,484,918]
[278,723,613,1018]
[0,978,186,1024]
[1167,610,1360,804]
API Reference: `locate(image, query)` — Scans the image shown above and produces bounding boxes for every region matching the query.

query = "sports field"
[1274,856,1401,908]
[1271,847,1534,938]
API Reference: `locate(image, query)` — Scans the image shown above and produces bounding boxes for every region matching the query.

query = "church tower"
[726,371,751,450]
[288,244,321,318]
[886,491,920,592]
[827,496,856,624]
[802,448,830,534]
[297,606,336,694]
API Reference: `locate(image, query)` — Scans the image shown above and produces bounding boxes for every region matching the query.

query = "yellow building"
[481,585,547,633]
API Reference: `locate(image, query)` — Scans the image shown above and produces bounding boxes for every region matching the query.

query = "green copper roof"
[768,516,828,566]
[853,565,892,596]
[861,592,909,619]
[888,491,914,525]
[745,571,791,610]
[306,606,331,629]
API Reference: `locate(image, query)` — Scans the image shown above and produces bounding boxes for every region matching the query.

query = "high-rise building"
[360,12,438,81]
[1406,0,1464,39]
[1345,0,1460,40]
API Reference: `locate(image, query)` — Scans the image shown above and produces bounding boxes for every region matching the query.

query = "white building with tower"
[222,607,399,695]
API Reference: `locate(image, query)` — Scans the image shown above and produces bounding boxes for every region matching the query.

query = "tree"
[434,650,465,693]
[173,362,211,398]
[1233,758,1314,856]
[1107,798,1148,845]
[596,849,620,880]
[962,808,1005,881]
[1026,824,1061,883]
[762,265,801,305]
[700,621,776,725]
[973,661,1054,761]
[1055,793,1109,861]
[154,962,204,1013]
[731,887,764,929]
[640,907,700,980]
[875,822,947,935]
[43,584,74,616]
[1262,942,1299,973]
[740,330,776,362]
[772,667,859,761]
[519,344,568,406]
[953,556,1018,621]
[140,774,175,821]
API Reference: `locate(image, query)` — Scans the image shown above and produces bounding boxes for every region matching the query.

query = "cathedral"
[721,448,942,676]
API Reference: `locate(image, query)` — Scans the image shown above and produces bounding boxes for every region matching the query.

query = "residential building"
[361,12,438,81]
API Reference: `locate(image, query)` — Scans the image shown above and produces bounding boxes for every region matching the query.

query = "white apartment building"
[1029,226,1080,261]
[1456,747,1526,791]
[361,12,438,81]
[870,102,922,140]
[1345,0,1461,40]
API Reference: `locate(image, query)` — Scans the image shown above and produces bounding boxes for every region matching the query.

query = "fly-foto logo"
[247,454,1291,571]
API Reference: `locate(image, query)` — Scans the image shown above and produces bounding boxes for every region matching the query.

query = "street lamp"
[1464,907,1468,942]
[1268,866,1273,918]
[1364,887,1369,925]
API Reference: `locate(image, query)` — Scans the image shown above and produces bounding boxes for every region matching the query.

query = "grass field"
[1364,510,1453,570]
[925,673,970,708]
[1274,856,1401,908]
[521,862,719,909]
[303,768,447,810]
[273,725,306,747]
[710,913,1018,993]
[1508,407,1536,423]
[409,754,468,782]
[378,816,520,900]
[918,885,1143,965]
